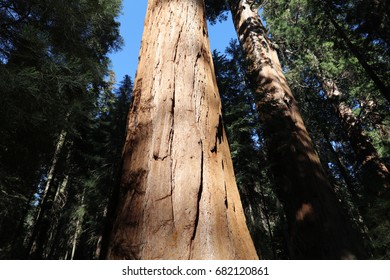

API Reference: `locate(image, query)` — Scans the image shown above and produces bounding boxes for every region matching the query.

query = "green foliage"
[205,0,229,24]
[263,0,389,164]
[262,0,390,259]
[365,197,390,259]
[0,0,123,259]
[70,75,132,259]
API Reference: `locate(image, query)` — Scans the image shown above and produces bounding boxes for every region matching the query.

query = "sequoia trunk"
[106,0,258,260]
[321,79,390,196]
[227,0,367,259]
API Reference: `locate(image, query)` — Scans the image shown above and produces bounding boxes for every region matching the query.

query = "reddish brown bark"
[106,0,258,260]
[322,79,389,196]
[227,0,367,259]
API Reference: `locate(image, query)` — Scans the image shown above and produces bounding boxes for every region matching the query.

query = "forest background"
[0,0,389,260]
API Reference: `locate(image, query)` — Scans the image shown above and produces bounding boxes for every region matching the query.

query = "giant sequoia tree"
[105,0,258,260]
[211,0,368,259]
[2,0,389,260]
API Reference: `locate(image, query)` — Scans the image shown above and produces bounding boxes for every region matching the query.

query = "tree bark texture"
[321,79,390,196]
[228,0,367,259]
[106,0,258,260]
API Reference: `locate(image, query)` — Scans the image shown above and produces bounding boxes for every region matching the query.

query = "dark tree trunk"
[321,79,390,196]
[227,0,367,259]
[27,130,67,258]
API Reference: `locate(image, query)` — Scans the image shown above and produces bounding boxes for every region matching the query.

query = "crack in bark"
[224,182,228,209]
[153,154,169,161]
[173,26,183,62]
[210,114,224,153]
[169,82,175,155]
[192,51,202,93]
[170,88,176,228]
[189,140,204,258]
[155,193,172,202]
[170,177,175,229]
[223,181,233,256]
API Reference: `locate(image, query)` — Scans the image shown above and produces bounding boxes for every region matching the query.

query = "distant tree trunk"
[47,218,66,259]
[320,78,389,257]
[27,129,67,258]
[10,190,35,258]
[321,78,390,196]
[94,206,107,259]
[70,188,86,260]
[324,138,359,202]
[105,0,258,260]
[64,250,69,260]
[46,174,70,259]
[227,0,367,259]
[70,220,81,260]
[257,183,277,259]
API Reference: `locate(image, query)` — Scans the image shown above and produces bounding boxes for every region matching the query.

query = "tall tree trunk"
[106,0,258,260]
[46,174,70,259]
[321,79,390,196]
[321,78,389,258]
[94,206,107,259]
[70,219,81,260]
[10,190,35,258]
[27,129,67,258]
[324,138,359,202]
[70,188,86,260]
[257,182,277,259]
[227,0,367,259]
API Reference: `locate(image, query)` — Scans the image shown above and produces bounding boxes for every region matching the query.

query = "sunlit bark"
[106,0,258,260]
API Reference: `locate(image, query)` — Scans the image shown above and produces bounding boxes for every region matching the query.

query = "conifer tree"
[206,0,368,259]
[105,0,258,260]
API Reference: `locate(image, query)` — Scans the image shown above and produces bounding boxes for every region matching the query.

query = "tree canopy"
[0,0,389,260]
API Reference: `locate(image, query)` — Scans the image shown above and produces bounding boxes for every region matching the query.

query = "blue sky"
[109,0,237,85]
